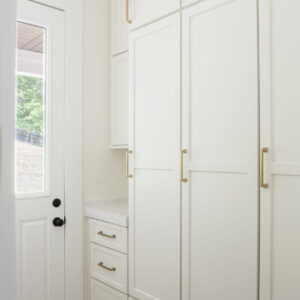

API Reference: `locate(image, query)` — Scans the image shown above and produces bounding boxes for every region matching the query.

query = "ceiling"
[17,22,44,54]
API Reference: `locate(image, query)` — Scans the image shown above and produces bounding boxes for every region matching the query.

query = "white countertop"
[85,198,128,227]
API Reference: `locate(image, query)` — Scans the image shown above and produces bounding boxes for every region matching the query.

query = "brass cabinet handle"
[260,147,269,188]
[126,0,132,24]
[97,231,116,239]
[181,149,188,182]
[98,262,116,272]
[126,150,133,178]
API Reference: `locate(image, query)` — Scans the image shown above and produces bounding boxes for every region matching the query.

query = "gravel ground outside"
[16,140,45,193]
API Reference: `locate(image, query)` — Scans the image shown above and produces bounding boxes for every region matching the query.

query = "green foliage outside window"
[16,75,44,135]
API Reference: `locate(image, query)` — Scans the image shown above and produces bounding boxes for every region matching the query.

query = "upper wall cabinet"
[128,0,180,29]
[111,52,128,149]
[111,0,129,55]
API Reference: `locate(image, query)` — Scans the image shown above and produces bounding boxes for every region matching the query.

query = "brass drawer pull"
[126,150,133,178]
[126,0,132,24]
[181,149,188,182]
[98,261,116,272]
[97,231,116,239]
[260,147,269,188]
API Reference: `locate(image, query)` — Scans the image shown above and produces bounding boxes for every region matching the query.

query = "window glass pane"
[15,22,47,194]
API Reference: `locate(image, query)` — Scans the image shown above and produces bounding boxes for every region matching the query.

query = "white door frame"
[0,1,17,300]
[60,1,83,300]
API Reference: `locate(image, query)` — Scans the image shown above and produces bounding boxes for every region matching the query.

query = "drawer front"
[90,219,128,253]
[91,279,127,300]
[90,243,128,293]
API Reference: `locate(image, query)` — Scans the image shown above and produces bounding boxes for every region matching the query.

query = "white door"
[111,52,129,148]
[15,1,65,300]
[182,0,259,299]
[128,0,180,29]
[128,15,181,300]
[259,1,300,299]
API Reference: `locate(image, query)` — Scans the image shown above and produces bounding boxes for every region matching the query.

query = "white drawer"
[90,243,128,293]
[91,279,127,300]
[90,219,128,253]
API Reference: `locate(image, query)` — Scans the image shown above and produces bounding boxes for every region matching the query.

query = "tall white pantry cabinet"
[125,0,300,300]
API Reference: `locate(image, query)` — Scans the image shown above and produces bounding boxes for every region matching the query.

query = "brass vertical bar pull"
[126,150,133,178]
[126,0,132,24]
[181,149,188,183]
[260,147,269,188]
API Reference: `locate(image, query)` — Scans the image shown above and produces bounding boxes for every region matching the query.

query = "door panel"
[129,15,181,300]
[16,1,65,300]
[259,1,300,299]
[271,176,300,299]
[129,0,180,29]
[91,279,128,300]
[111,52,129,148]
[19,218,50,300]
[182,0,259,299]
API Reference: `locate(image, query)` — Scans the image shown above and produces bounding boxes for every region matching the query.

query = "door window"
[15,22,47,194]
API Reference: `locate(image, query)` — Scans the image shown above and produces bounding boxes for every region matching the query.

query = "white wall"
[83,1,128,298]
[0,1,17,299]
[83,0,128,203]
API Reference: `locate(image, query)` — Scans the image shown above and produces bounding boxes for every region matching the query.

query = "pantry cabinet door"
[111,0,128,55]
[259,1,300,300]
[111,52,129,148]
[182,1,259,299]
[128,0,180,29]
[128,15,181,300]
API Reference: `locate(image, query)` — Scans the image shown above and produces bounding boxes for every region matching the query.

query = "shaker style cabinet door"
[128,0,180,29]
[128,14,181,300]
[181,0,259,299]
[259,1,300,300]
[111,52,129,148]
[111,0,129,55]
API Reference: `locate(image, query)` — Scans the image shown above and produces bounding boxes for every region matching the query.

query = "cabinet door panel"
[91,279,127,300]
[111,0,128,55]
[111,53,128,148]
[260,1,300,299]
[129,0,180,29]
[182,1,259,299]
[129,15,180,300]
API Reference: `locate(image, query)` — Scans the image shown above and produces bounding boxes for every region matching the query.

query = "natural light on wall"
[15,21,47,194]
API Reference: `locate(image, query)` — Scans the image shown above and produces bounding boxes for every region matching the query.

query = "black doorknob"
[52,198,61,208]
[53,217,64,227]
